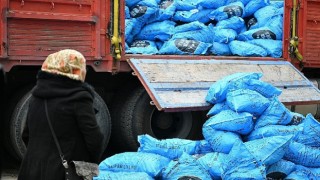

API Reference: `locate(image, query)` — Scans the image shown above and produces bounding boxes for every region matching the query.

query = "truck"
[1,0,320,162]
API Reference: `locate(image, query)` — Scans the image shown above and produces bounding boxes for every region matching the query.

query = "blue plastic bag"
[129,5,157,37]
[209,42,232,56]
[226,89,270,116]
[137,134,199,160]
[254,97,293,129]
[284,141,320,167]
[174,21,206,34]
[125,19,135,44]
[197,0,226,9]
[209,2,245,21]
[93,171,153,180]
[237,26,282,41]
[266,159,296,179]
[127,40,158,54]
[244,0,270,17]
[99,152,170,177]
[174,0,198,11]
[245,135,293,166]
[206,72,262,104]
[288,112,305,125]
[161,153,212,180]
[222,141,266,180]
[254,6,283,24]
[125,0,140,8]
[246,125,302,141]
[270,1,284,8]
[173,8,213,23]
[194,140,214,154]
[245,16,259,30]
[197,152,228,179]
[212,28,238,43]
[159,39,211,55]
[295,113,320,147]
[172,24,215,43]
[202,126,243,154]
[135,20,176,41]
[204,110,254,135]
[286,165,318,179]
[125,6,131,19]
[216,16,246,33]
[148,0,177,23]
[229,40,268,57]
[207,101,231,117]
[249,39,282,58]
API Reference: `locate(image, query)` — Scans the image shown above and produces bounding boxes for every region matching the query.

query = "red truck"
[1,0,320,161]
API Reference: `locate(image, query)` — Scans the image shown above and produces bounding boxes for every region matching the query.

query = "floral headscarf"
[41,49,87,82]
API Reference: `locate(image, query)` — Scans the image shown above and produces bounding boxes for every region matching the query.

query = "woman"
[18,49,104,180]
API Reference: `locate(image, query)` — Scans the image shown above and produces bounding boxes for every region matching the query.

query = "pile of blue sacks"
[125,0,284,57]
[94,72,320,179]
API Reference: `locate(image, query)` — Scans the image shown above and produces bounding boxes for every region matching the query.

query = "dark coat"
[18,71,104,180]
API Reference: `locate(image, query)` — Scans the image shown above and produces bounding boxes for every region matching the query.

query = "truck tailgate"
[128,59,320,112]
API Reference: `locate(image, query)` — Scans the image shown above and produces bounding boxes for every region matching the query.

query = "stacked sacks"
[125,0,284,57]
[94,72,320,179]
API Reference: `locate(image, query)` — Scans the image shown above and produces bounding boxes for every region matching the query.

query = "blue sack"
[159,39,211,55]
[207,101,231,117]
[125,6,131,19]
[229,40,268,57]
[125,0,140,8]
[129,5,157,37]
[222,141,266,180]
[216,16,246,33]
[270,1,284,8]
[173,8,213,23]
[245,135,293,166]
[209,2,245,21]
[266,159,296,180]
[197,152,228,179]
[244,0,270,17]
[197,0,226,9]
[93,171,153,180]
[245,16,259,30]
[202,126,243,154]
[172,24,215,43]
[135,20,176,41]
[155,41,164,49]
[249,39,282,58]
[212,28,238,43]
[228,78,282,98]
[295,113,320,147]
[237,26,282,41]
[174,21,206,33]
[284,141,320,167]
[137,0,158,8]
[246,125,302,141]
[161,153,212,180]
[99,152,170,177]
[137,134,199,160]
[204,110,254,135]
[148,0,177,23]
[125,19,135,44]
[127,40,158,54]
[195,140,214,154]
[174,0,198,11]
[209,42,232,56]
[254,6,283,24]
[254,97,293,129]
[206,72,263,104]
[226,89,270,116]
[288,112,305,125]
[286,165,319,180]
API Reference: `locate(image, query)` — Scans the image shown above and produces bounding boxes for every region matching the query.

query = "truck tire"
[7,89,111,161]
[111,86,206,151]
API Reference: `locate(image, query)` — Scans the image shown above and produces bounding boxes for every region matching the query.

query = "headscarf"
[41,49,87,82]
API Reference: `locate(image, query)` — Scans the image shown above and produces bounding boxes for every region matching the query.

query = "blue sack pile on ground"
[94,72,320,179]
[125,0,284,57]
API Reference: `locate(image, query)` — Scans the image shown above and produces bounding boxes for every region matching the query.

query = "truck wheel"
[111,87,206,151]
[7,89,111,161]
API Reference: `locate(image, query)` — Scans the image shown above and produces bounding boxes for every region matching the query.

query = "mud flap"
[128,59,320,112]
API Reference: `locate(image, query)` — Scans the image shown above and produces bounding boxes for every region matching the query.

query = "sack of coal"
[209,2,245,21]
[173,8,213,23]
[127,40,158,54]
[284,141,320,167]
[159,39,211,55]
[246,125,302,141]
[172,24,214,43]
[286,165,319,179]
[266,159,296,180]
[148,0,176,23]
[94,171,153,180]
[295,113,320,147]
[244,0,269,17]
[160,153,212,179]
[248,39,282,58]
[229,40,268,57]
[135,20,176,41]
[207,101,231,117]
[216,16,246,33]
[129,5,157,37]
[206,72,262,104]
[174,21,206,34]
[197,152,228,179]
[212,28,238,43]
[99,152,170,177]
[137,134,199,160]
[209,42,232,56]
[237,26,282,41]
